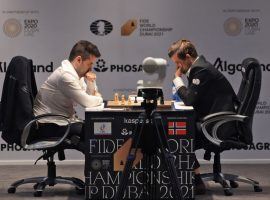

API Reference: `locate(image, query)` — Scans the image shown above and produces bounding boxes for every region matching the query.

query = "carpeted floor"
[199,164,270,200]
[0,164,269,200]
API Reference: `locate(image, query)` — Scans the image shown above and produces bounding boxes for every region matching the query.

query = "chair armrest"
[201,111,237,122]
[200,113,248,146]
[21,114,71,150]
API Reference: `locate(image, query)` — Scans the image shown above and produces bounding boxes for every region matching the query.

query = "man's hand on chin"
[85,71,97,82]
[175,67,183,78]
[94,91,102,97]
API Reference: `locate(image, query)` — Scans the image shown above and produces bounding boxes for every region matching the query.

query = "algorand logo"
[3,18,22,38]
[0,61,54,73]
[214,57,270,75]
[94,59,142,73]
[90,20,113,36]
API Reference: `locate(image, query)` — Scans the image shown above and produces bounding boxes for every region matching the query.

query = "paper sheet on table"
[86,103,126,111]
[129,95,144,102]
[174,101,193,110]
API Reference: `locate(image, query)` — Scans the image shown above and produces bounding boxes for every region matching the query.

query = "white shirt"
[34,60,103,125]
[173,56,199,90]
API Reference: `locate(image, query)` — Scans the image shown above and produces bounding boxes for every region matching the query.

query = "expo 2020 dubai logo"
[223,17,242,36]
[3,18,22,38]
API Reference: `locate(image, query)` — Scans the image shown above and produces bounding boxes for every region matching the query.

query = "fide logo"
[121,19,137,36]
[90,20,113,36]
[94,59,108,72]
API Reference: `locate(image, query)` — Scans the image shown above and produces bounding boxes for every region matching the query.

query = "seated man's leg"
[68,122,85,153]
[34,122,85,153]
[193,125,206,195]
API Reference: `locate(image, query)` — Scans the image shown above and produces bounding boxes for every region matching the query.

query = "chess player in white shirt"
[33,40,103,151]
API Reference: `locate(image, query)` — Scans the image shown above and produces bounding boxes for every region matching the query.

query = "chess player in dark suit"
[168,39,238,195]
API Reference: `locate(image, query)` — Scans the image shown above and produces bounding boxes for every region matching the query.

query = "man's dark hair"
[68,40,101,61]
[168,39,198,59]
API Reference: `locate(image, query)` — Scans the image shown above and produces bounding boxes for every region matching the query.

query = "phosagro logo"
[90,20,113,36]
[232,142,270,151]
[94,59,108,72]
[0,143,33,151]
[94,59,142,73]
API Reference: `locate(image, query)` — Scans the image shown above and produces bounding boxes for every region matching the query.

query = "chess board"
[107,100,172,108]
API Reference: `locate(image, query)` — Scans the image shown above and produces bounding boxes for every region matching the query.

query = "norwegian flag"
[168,121,187,135]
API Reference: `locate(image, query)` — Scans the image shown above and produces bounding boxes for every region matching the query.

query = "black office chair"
[199,58,263,196]
[0,56,84,197]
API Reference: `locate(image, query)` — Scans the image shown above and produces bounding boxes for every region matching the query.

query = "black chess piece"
[134,96,138,103]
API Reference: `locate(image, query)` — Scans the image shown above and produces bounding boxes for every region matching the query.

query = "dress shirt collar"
[186,56,199,78]
[61,60,80,80]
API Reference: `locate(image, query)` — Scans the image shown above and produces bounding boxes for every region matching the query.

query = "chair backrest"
[0,102,2,131]
[236,58,262,144]
[0,56,37,145]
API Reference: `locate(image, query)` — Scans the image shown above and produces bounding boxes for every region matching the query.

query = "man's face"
[171,53,191,74]
[79,55,97,75]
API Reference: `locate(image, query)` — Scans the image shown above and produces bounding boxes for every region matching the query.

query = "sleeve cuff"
[86,81,96,95]
[173,77,185,90]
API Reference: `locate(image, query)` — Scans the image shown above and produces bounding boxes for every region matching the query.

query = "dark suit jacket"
[177,55,238,141]
[0,56,37,145]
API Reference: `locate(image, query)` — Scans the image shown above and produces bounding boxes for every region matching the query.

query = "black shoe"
[194,174,206,195]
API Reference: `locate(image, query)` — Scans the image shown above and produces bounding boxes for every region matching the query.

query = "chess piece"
[121,94,126,105]
[128,96,132,105]
[114,93,119,104]
[160,96,164,105]
[134,96,138,103]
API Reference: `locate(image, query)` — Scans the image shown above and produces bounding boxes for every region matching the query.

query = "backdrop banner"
[0,0,269,162]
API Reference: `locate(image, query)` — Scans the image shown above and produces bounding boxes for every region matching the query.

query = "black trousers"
[193,120,238,170]
[36,122,84,139]
[30,122,85,153]
[193,125,208,170]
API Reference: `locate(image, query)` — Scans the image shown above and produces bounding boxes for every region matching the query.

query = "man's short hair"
[69,40,101,61]
[168,39,198,59]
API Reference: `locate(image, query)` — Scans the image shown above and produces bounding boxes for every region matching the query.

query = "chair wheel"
[254,185,262,192]
[224,188,233,196]
[34,191,43,197]
[75,187,85,195]
[8,187,16,193]
[229,180,239,188]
